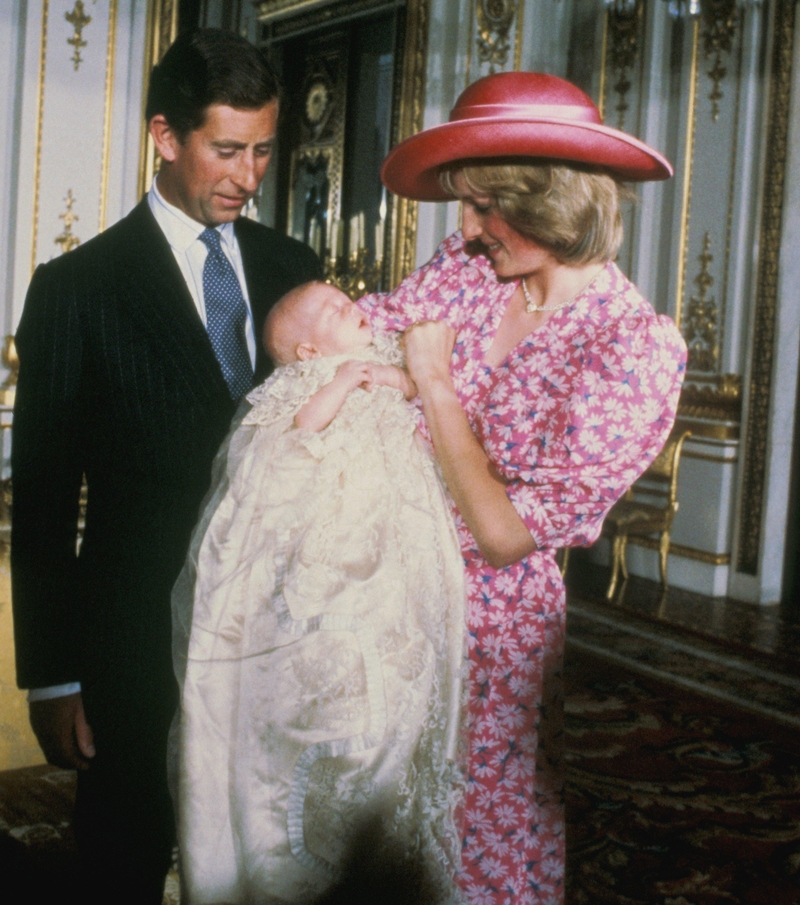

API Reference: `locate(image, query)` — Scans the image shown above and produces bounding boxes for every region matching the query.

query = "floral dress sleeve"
[493,307,687,551]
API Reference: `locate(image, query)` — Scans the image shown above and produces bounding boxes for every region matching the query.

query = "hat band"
[449,102,601,124]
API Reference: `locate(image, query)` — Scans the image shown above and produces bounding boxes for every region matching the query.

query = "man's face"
[151,100,278,226]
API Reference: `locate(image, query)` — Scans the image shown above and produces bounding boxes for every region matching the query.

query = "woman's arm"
[294,360,373,432]
[404,321,536,569]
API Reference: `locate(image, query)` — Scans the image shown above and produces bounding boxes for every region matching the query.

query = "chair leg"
[658,531,670,587]
[620,536,629,581]
[606,533,627,599]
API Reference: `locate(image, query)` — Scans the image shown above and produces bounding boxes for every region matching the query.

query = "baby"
[171,282,466,905]
[264,280,417,431]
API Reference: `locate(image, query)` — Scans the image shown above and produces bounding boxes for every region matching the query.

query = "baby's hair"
[263,281,327,366]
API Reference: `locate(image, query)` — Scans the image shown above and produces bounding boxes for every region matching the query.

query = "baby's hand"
[368,364,418,400]
[335,359,374,392]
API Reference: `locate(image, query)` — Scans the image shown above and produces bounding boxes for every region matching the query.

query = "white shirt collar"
[149,175,237,254]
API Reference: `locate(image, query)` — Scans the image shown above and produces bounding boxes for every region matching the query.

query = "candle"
[332,220,343,261]
[374,220,384,263]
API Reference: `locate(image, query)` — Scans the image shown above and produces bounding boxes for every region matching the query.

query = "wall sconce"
[657,0,761,19]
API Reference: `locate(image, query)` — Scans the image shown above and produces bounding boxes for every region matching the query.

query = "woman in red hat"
[359,72,687,904]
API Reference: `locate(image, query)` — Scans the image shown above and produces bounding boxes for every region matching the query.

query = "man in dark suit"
[11,29,320,903]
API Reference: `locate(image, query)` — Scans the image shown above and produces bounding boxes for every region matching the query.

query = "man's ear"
[295,343,320,361]
[148,115,181,164]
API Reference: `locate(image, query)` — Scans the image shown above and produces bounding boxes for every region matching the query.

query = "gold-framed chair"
[602,428,692,599]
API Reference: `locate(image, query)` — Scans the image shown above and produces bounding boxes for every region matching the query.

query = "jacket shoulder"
[235,218,322,279]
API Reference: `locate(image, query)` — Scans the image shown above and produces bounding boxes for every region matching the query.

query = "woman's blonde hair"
[440,161,635,265]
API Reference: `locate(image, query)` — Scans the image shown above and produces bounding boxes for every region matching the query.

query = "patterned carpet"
[563,648,800,904]
[2,608,800,904]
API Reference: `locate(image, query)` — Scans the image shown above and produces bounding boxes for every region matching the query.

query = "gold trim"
[513,0,523,71]
[475,0,516,74]
[137,0,179,199]
[55,189,81,254]
[675,18,700,331]
[684,233,720,372]
[701,0,738,122]
[65,1,92,71]
[598,9,608,120]
[606,0,643,130]
[628,535,731,565]
[681,449,738,464]
[678,372,741,421]
[739,0,796,575]
[673,417,739,441]
[389,0,430,286]
[465,0,474,82]
[255,0,332,22]
[30,0,50,277]
[98,0,118,233]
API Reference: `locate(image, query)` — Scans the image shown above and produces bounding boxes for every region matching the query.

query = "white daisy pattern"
[359,232,687,904]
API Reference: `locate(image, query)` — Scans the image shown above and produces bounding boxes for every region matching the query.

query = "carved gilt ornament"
[65,0,94,71]
[476,0,517,74]
[55,190,81,254]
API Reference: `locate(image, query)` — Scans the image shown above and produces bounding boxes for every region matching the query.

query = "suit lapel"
[114,201,230,402]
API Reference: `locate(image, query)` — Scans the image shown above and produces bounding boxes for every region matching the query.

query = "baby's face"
[301,284,373,357]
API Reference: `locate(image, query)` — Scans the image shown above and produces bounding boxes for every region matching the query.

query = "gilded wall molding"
[674,18,700,331]
[65,1,92,71]
[99,0,118,232]
[684,232,719,372]
[677,372,741,422]
[30,0,51,277]
[475,0,517,74]
[390,0,430,286]
[137,0,179,198]
[701,0,738,121]
[738,0,796,576]
[605,0,644,129]
[55,189,81,254]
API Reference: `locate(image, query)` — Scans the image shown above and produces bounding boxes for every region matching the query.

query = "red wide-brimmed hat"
[381,72,672,201]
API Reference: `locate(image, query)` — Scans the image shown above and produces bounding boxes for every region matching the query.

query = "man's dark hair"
[145,28,280,141]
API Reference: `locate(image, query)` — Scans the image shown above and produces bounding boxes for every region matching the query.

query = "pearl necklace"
[521,276,579,314]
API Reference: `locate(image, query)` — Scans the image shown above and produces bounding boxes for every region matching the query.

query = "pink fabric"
[359,233,687,905]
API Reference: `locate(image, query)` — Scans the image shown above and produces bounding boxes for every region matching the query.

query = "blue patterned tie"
[199,227,253,401]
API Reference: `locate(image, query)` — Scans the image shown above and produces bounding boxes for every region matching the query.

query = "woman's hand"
[402,321,535,568]
[403,321,456,388]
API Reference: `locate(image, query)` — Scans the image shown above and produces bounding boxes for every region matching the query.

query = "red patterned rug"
[564,649,800,904]
[2,648,799,903]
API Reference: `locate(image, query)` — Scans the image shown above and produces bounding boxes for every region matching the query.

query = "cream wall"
[415,0,799,605]
[0,0,152,771]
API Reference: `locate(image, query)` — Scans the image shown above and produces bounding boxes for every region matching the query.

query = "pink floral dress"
[359,232,687,905]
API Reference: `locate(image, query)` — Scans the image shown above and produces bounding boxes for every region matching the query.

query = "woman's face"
[451,171,556,279]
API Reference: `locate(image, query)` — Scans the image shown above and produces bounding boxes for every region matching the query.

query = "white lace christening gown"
[171,333,466,905]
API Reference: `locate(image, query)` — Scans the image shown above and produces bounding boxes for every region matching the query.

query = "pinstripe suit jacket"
[11,199,321,693]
